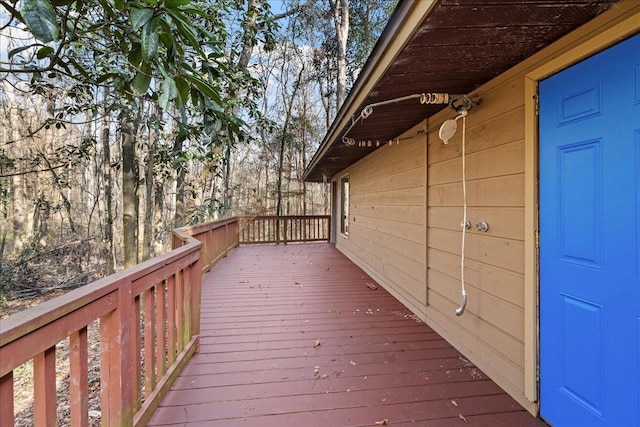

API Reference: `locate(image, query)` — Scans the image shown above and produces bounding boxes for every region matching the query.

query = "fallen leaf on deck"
[314,339,321,347]
[451,399,458,407]
[374,419,389,425]
[458,414,468,423]
[350,360,357,366]
[366,283,378,290]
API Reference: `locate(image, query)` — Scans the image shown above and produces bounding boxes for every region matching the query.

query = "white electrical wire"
[460,114,467,301]
[341,93,477,145]
[454,111,468,317]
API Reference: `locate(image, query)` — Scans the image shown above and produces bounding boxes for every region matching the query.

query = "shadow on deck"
[149,243,547,426]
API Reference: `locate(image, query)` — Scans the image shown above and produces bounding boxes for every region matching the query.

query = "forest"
[0,0,397,305]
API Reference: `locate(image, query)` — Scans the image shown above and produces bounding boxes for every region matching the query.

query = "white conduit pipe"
[341,93,475,145]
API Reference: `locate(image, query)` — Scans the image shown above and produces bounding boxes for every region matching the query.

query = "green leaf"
[8,45,33,58]
[128,45,143,68]
[182,74,221,106]
[130,7,154,30]
[65,57,90,80]
[163,8,201,55]
[159,32,176,53]
[36,45,54,59]
[159,80,171,111]
[132,64,152,95]
[141,19,159,61]
[159,78,178,110]
[97,0,116,17]
[21,0,59,43]
[96,72,117,84]
[174,76,189,105]
[165,0,190,7]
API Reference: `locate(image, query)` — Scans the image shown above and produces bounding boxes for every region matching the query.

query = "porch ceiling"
[304,0,620,182]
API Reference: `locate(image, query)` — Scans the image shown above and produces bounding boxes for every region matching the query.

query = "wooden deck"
[148,243,547,426]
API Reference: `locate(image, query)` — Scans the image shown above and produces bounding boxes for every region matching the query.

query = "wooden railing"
[0,218,239,427]
[239,215,331,244]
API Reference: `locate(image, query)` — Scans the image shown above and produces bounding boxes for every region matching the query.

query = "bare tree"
[329,0,349,110]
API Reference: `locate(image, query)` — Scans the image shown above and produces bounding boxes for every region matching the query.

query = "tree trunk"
[41,155,77,235]
[121,117,138,268]
[222,144,232,216]
[173,135,186,227]
[142,104,160,261]
[239,0,260,70]
[153,175,165,254]
[276,66,304,216]
[101,87,115,274]
[330,0,350,110]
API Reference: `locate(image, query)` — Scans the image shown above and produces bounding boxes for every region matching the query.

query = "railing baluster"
[191,257,203,342]
[156,280,167,378]
[34,346,56,427]
[182,266,192,346]
[133,294,141,411]
[144,287,156,398]
[69,327,89,427]
[167,273,177,365]
[0,372,14,426]
[175,270,184,351]
[266,218,270,242]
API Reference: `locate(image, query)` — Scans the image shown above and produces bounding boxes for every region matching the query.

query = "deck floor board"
[149,243,547,426]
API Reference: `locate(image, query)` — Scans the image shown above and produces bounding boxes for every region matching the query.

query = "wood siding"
[425,76,530,410]
[332,4,640,415]
[336,123,428,317]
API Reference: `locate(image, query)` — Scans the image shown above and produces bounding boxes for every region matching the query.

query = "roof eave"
[303,0,439,182]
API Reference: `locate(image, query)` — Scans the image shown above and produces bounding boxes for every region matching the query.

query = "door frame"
[523,5,640,410]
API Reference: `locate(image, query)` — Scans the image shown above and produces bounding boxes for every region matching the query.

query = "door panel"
[540,33,640,426]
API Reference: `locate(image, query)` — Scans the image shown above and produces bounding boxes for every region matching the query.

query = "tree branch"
[272,0,317,21]
[0,163,66,178]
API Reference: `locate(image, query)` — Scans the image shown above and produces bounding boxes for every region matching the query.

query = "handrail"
[239,215,331,244]
[0,217,240,427]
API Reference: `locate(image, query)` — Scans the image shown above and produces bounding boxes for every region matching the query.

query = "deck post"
[283,218,288,244]
[100,282,135,427]
[0,372,13,426]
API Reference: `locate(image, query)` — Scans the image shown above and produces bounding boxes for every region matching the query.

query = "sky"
[268,0,287,16]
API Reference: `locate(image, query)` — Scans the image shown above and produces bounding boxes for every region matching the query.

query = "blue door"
[540,33,640,426]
